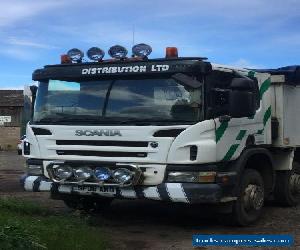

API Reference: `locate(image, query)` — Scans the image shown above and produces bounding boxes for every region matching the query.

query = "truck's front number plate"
[72,186,116,195]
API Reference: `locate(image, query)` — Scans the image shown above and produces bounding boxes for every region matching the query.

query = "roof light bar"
[67,48,84,63]
[87,47,105,61]
[132,43,152,57]
[108,45,128,59]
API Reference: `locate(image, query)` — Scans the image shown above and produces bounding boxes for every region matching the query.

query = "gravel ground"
[0,151,299,250]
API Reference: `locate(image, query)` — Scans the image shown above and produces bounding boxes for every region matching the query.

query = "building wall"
[0,106,23,126]
[0,106,23,150]
[0,127,21,150]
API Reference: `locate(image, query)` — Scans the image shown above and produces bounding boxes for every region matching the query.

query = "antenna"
[131,25,135,57]
[132,25,135,47]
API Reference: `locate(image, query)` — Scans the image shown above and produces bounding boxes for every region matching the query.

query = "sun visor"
[32,60,212,81]
[254,65,300,86]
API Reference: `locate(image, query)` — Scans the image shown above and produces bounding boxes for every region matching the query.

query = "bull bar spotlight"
[108,45,128,59]
[112,168,133,184]
[132,43,152,57]
[67,48,84,63]
[94,167,112,181]
[74,167,93,181]
[53,165,73,180]
[87,47,105,61]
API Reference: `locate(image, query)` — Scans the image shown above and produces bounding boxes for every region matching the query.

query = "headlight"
[74,167,93,181]
[27,164,43,176]
[54,165,73,180]
[167,171,216,183]
[94,167,111,181]
[67,48,84,63]
[112,168,133,184]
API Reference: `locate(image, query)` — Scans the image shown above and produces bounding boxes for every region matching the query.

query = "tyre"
[229,169,265,226]
[17,149,22,155]
[274,163,300,206]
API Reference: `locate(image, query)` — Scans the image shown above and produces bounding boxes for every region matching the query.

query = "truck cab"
[22,45,300,225]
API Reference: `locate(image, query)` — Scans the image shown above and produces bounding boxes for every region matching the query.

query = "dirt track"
[0,151,299,250]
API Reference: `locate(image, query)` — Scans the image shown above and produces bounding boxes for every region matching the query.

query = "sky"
[0,0,300,89]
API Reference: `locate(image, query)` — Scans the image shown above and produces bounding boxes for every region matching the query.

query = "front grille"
[56,150,147,158]
[56,140,148,147]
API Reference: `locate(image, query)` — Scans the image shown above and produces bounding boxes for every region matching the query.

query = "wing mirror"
[213,78,256,119]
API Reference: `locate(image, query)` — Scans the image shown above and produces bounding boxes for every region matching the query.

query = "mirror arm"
[232,70,252,81]
[29,85,38,120]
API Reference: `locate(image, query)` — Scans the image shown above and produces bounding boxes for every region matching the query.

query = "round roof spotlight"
[67,48,84,63]
[87,47,105,61]
[108,45,128,59]
[94,167,111,181]
[74,167,93,181]
[54,165,73,180]
[112,168,133,184]
[132,43,152,57]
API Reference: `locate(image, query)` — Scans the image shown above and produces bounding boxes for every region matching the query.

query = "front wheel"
[229,169,265,226]
[274,163,300,206]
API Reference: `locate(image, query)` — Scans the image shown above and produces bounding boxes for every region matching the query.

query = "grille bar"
[56,140,148,147]
[56,150,147,158]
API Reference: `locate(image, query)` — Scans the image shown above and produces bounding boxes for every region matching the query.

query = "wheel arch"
[235,148,275,196]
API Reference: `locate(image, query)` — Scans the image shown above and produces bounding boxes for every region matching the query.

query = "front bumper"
[22,175,236,204]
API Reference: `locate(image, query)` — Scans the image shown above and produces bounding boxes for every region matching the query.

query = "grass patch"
[0,198,110,250]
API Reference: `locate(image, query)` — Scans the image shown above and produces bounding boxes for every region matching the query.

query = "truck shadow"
[87,199,269,230]
[85,198,300,249]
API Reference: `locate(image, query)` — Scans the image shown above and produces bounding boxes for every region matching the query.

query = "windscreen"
[33,77,203,125]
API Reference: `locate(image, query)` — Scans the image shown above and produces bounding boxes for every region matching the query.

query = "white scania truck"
[22,45,300,225]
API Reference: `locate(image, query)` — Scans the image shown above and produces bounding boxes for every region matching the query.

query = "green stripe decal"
[256,106,271,135]
[222,144,239,161]
[263,106,271,126]
[259,78,271,100]
[216,121,228,143]
[257,129,264,134]
[248,71,256,78]
[236,130,247,140]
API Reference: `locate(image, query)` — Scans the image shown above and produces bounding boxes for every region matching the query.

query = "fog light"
[87,47,105,61]
[132,43,152,57]
[27,165,43,176]
[108,45,128,59]
[74,167,93,181]
[112,168,133,184]
[54,165,73,180]
[94,167,111,181]
[67,48,84,63]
